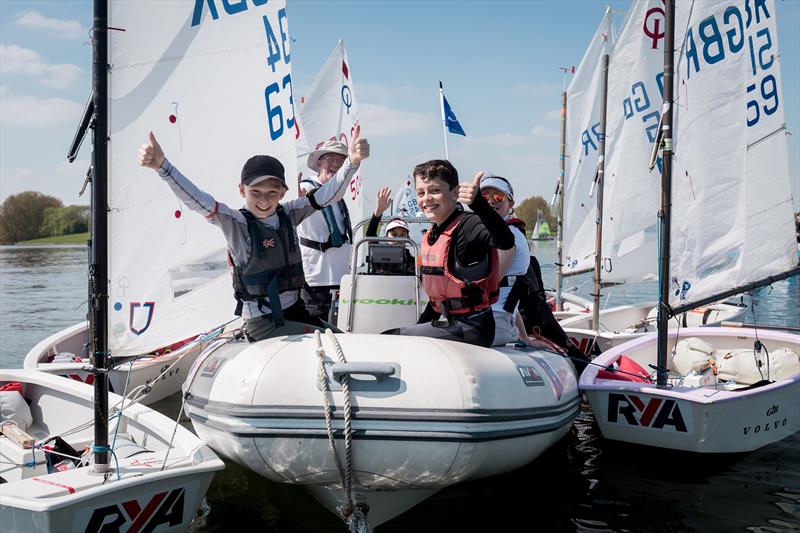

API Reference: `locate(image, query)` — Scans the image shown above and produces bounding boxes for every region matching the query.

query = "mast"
[90,0,110,471]
[591,53,609,331]
[555,86,567,311]
[656,0,675,388]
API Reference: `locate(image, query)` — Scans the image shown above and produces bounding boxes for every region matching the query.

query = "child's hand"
[458,171,483,205]
[349,124,370,165]
[374,186,392,216]
[138,131,165,170]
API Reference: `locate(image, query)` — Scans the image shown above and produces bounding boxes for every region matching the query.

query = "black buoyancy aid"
[299,180,353,252]
[420,213,500,316]
[232,207,305,325]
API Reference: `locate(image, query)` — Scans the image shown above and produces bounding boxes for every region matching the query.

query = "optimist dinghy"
[579,327,800,453]
[0,369,223,532]
[23,322,216,405]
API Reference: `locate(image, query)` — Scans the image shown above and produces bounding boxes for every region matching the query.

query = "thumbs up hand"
[138,131,165,170]
[458,171,484,205]
[349,124,370,165]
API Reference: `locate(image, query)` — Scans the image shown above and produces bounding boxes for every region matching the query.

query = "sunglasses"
[481,191,507,202]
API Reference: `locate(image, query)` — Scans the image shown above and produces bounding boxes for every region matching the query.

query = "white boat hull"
[23,322,209,404]
[184,333,580,525]
[579,327,800,453]
[560,301,746,354]
[0,369,224,533]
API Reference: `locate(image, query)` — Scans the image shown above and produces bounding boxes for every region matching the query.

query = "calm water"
[1,243,798,532]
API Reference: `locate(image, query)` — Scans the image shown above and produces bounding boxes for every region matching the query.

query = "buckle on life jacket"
[299,235,349,252]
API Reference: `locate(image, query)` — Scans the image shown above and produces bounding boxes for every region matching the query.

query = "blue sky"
[1,0,798,212]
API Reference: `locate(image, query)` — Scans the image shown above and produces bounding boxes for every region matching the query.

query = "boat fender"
[0,382,32,431]
[672,337,716,375]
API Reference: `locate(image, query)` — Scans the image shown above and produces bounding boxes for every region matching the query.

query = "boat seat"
[337,274,426,333]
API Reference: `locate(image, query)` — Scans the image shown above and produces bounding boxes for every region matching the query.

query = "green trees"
[515,196,556,237]
[0,191,88,243]
[41,205,90,237]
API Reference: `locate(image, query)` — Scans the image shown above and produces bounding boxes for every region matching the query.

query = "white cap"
[479,175,514,201]
[385,218,409,235]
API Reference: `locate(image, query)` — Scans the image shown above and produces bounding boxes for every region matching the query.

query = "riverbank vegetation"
[0,191,88,244]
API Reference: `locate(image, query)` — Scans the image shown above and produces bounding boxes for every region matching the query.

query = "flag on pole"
[439,82,466,136]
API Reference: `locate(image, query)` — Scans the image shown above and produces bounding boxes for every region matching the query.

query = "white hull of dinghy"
[23,322,207,404]
[579,327,800,453]
[0,369,224,533]
[560,301,746,355]
[184,333,580,525]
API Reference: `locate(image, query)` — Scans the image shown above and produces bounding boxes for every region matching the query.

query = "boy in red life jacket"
[382,160,516,347]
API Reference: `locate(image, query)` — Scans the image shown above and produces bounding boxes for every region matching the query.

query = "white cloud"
[463,133,530,147]
[357,82,416,104]
[0,158,90,204]
[530,125,559,139]
[0,86,83,126]
[14,11,85,40]
[542,109,562,122]
[360,103,435,137]
[0,44,83,88]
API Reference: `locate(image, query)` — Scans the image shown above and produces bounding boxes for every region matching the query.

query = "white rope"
[315,330,373,533]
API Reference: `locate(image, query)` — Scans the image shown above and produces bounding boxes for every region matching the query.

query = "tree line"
[0,189,558,244]
[515,196,556,236]
[0,191,88,243]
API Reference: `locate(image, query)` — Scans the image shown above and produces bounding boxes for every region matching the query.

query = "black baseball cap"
[241,155,287,189]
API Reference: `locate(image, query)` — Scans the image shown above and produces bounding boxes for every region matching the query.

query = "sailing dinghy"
[0,369,223,532]
[1,2,224,529]
[580,0,800,453]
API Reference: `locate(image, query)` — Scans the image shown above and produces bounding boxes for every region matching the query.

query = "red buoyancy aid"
[420,213,500,315]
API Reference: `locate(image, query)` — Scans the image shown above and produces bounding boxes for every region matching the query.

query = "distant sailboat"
[530,210,555,241]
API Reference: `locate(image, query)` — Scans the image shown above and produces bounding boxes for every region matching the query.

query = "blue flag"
[442,94,466,136]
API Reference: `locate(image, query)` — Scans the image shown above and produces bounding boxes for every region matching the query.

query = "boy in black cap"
[138,129,370,341]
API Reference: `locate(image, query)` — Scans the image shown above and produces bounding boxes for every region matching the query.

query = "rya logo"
[607,393,688,432]
[84,488,185,533]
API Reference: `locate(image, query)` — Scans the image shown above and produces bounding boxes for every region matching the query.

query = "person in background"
[365,186,416,275]
[383,160,515,347]
[137,127,370,341]
[298,140,358,323]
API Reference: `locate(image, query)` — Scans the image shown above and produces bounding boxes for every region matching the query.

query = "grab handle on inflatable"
[331,363,397,382]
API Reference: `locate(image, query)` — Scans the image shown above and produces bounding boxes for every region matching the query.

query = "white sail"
[394,177,421,218]
[669,0,797,307]
[562,6,616,274]
[297,39,365,226]
[599,0,689,283]
[107,1,296,355]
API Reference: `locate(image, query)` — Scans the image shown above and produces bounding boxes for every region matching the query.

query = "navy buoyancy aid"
[299,180,353,252]
[420,213,500,316]
[232,207,305,325]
